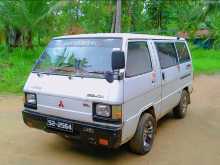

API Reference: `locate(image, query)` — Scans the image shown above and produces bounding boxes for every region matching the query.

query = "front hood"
[24,73,123,104]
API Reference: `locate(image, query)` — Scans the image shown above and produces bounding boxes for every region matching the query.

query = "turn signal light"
[112,105,122,120]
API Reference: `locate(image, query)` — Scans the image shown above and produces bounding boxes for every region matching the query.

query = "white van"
[22,33,193,155]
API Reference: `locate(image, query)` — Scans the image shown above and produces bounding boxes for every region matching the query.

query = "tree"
[1,0,220,49]
[79,0,113,33]
[168,0,203,33]
[0,0,64,48]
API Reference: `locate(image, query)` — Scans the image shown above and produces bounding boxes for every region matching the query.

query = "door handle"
[162,72,165,80]
[186,64,191,69]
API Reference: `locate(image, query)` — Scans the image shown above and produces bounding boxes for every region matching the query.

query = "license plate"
[47,118,73,132]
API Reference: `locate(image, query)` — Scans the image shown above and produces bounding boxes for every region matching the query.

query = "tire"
[173,90,189,119]
[129,113,156,155]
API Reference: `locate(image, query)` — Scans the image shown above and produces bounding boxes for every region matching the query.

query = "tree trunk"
[5,26,22,48]
[126,0,131,32]
[38,33,41,46]
[76,0,80,21]
[158,10,162,30]
[26,30,33,49]
[115,0,121,33]
[15,29,22,47]
[129,1,135,32]
[111,10,116,32]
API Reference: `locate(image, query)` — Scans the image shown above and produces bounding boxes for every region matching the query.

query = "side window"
[126,42,152,77]
[175,42,190,63]
[155,42,178,69]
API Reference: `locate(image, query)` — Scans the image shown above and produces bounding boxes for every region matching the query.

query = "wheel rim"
[143,120,154,148]
[182,95,188,114]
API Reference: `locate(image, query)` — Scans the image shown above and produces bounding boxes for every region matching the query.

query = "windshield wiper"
[47,65,74,74]
[68,71,106,79]
[87,71,107,74]
[54,68,73,72]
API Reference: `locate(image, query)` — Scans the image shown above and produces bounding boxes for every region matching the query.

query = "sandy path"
[0,75,220,165]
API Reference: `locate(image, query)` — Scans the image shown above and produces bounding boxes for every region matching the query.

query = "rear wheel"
[129,113,156,155]
[173,90,189,119]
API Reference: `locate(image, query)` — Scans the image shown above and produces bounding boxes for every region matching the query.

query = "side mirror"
[112,50,125,70]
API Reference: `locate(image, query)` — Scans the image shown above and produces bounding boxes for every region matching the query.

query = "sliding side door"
[154,41,181,116]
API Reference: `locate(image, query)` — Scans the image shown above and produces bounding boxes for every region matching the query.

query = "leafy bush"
[0,47,43,93]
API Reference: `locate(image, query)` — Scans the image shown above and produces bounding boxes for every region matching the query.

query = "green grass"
[0,45,220,94]
[191,48,220,74]
[0,46,43,94]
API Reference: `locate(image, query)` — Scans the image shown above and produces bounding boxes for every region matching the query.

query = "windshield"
[33,38,122,77]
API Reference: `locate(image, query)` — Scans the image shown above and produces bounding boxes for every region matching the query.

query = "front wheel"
[129,113,156,155]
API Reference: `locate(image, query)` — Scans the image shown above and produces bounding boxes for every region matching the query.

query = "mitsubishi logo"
[58,100,64,108]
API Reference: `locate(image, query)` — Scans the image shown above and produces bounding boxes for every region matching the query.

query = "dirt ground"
[0,75,220,165]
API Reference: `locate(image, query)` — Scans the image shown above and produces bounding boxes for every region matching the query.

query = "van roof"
[53,33,185,41]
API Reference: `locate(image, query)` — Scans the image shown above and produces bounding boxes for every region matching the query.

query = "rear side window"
[155,42,178,69]
[126,42,152,77]
[175,42,190,63]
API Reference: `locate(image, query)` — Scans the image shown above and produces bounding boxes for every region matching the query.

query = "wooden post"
[115,0,121,33]
[113,0,121,33]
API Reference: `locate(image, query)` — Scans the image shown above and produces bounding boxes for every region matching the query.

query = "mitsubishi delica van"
[22,33,193,155]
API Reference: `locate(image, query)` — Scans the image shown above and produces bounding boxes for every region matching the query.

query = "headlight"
[95,104,111,117]
[93,103,122,123]
[24,93,37,109]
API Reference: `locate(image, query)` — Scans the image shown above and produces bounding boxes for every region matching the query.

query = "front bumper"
[22,109,122,148]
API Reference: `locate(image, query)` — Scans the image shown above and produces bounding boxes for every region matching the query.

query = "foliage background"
[1,0,220,47]
[0,0,220,93]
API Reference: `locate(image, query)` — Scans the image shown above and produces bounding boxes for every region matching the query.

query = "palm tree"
[0,0,65,48]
